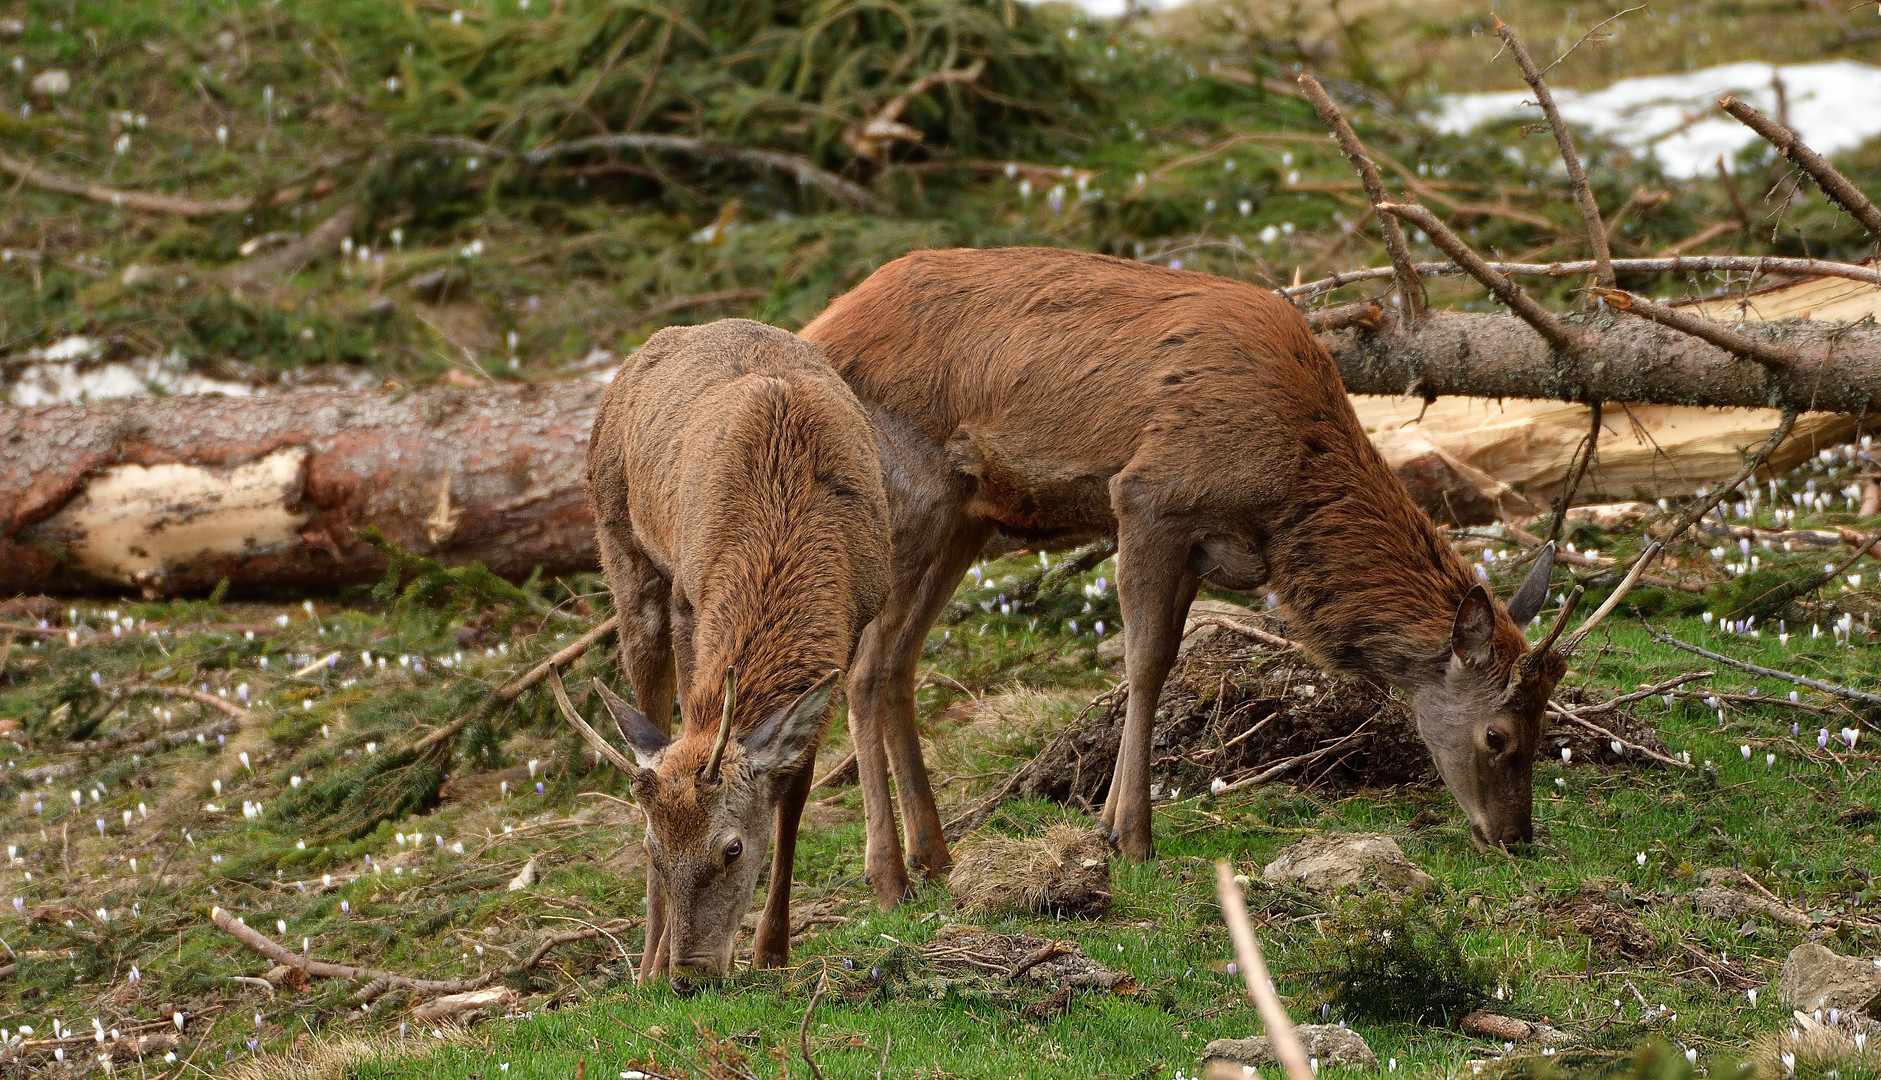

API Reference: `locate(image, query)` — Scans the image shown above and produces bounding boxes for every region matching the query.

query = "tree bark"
[4,306,1879,596]
[1,383,600,596]
[1322,309,1881,413]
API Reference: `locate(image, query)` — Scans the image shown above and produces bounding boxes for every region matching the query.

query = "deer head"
[1409,544,1569,851]
[593,669,841,979]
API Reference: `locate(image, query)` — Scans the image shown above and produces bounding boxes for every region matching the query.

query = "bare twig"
[1573,671,1714,717]
[847,61,986,159]
[1560,409,1798,650]
[1214,862,1314,1080]
[1546,402,1603,543]
[1376,201,1580,351]
[0,149,255,217]
[799,972,830,1080]
[1547,700,1693,769]
[1540,6,1648,75]
[137,683,262,725]
[1720,95,1881,242]
[1298,74,1427,321]
[1187,615,1300,652]
[225,204,362,287]
[1497,19,1614,287]
[1282,255,1881,301]
[1216,724,1372,794]
[427,134,890,215]
[1644,625,1881,708]
[411,615,619,753]
[209,906,641,1000]
[1006,941,1067,980]
[1589,287,1796,373]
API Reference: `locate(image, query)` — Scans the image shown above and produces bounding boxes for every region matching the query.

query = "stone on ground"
[1204,1025,1378,1070]
[1261,833,1435,897]
[1777,943,1881,1016]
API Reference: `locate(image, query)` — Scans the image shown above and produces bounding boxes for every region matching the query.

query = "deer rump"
[802,247,1561,883]
[584,318,889,980]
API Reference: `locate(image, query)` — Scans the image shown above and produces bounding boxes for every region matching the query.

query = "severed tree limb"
[1590,287,1795,373]
[1719,96,1881,242]
[1285,255,1881,300]
[139,684,262,725]
[0,149,255,217]
[1497,19,1615,287]
[1298,74,1427,321]
[1643,625,1881,709]
[1377,201,1581,353]
[209,906,642,1001]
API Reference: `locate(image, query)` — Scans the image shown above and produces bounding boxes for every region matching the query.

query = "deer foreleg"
[752,761,815,968]
[1101,527,1199,862]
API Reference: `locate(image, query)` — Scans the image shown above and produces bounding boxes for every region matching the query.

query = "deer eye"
[723,839,743,864]
[1485,728,1507,753]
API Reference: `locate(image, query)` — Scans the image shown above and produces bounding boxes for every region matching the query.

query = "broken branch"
[1214,861,1315,1080]
[1719,96,1881,242]
[1496,19,1614,287]
[1644,626,1881,709]
[0,149,255,217]
[1590,287,1796,373]
[209,905,641,1000]
[1376,201,1580,352]
[1298,74,1427,321]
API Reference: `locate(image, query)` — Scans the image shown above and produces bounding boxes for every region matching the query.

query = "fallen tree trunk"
[1322,309,1881,413]
[4,305,1879,595]
[1,383,600,596]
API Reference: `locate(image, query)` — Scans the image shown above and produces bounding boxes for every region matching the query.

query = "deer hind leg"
[1100,514,1200,862]
[876,519,995,879]
[751,759,816,969]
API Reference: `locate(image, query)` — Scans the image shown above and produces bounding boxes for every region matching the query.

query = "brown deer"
[800,247,1566,902]
[567,318,889,981]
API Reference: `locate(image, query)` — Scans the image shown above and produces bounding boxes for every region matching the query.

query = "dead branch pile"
[976,615,1669,820]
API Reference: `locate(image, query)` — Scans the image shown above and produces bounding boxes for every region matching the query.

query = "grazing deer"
[800,247,1565,899]
[568,319,889,981]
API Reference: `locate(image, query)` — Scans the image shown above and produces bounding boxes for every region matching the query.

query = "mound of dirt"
[1546,881,1660,962]
[948,824,1112,919]
[1013,614,1670,808]
[927,924,1134,992]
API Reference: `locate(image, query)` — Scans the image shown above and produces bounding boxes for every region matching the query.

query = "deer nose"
[670,955,729,980]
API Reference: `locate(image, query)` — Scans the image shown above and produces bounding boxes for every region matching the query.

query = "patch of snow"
[7,350,259,407]
[1427,61,1881,179]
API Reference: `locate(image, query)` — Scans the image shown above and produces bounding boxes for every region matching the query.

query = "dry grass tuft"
[947,823,1112,919]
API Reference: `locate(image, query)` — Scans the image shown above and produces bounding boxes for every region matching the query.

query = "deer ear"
[1451,584,1497,667]
[593,677,670,768]
[740,669,842,773]
[1506,542,1555,627]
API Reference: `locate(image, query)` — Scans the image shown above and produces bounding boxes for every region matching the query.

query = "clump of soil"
[948,824,1111,919]
[1547,881,1660,962]
[927,924,1134,992]
[1015,615,1670,808]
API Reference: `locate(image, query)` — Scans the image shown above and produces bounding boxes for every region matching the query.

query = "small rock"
[1688,885,1812,928]
[0,17,25,38]
[1261,833,1435,897]
[507,856,538,891]
[411,985,516,1024]
[1777,943,1881,1016]
[1205,1024,1378,1070]
[31,69,72,96]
